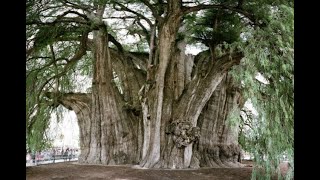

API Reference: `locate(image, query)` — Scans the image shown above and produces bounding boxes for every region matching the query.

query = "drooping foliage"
[26,0,93,152]
[229,3,294,180]
[26,0,293,178]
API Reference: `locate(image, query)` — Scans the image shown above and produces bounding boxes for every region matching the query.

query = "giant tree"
[26,0,293,178]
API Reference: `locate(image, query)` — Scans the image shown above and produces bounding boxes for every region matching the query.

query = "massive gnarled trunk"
[134,0,245,168]
[190,74,245,168]
[139,7,184,168]
[49,50,243,168]
[48,40,243,169]
[85,27,136,164]
[139,41,244,168]
[46,1,245,169]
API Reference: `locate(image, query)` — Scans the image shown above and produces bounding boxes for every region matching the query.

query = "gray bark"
[84,27,139,165]
[139,2,183,167]
[44,1,245,169]
[152,46,243,168]
[190,74,243,168]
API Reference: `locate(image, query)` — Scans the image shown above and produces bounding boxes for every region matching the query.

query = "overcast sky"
[48,110,79,149]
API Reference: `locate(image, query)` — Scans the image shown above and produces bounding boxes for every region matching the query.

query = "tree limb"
[26,10,90,25]
[139,0,162,22]
[35,31,89,103]
[60,0,94,12]
[114,2,153,27]
[45,92,91,110]
[174,51,244,123]
[104,16,137,19]
[26,18,90,26]
[135,18,151,43]
[108,33,124,53]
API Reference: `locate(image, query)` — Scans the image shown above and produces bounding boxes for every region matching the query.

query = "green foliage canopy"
[26,2,294,179]
[229,4,294,180]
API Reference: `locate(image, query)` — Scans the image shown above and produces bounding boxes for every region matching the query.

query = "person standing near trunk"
[64,148,69,161]
[52,149,56,163]
[68,149,73,161]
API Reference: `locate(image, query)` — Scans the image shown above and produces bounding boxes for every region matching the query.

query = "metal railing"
[26,154,79,166]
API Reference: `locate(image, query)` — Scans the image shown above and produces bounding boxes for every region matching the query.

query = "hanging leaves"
[229,3,293,179]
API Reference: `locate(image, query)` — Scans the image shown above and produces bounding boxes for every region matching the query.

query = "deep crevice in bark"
[190,74,243,168]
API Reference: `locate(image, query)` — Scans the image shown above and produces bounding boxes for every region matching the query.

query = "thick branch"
[125,51,148,71]
[114,2,153,27]
[26,18,90,25]
[140,0,162,22]
[60,0,94,12]
[168,0,182,14]
[174,51,244,124]
[215,52,244,72]
[148,25,156,65]
[111,56,145,109]
[27,34,92,59]
[108,34,124,53]
[45,92,91,110]
[58,10,90,21]
[26,10,90,25]
[104,16,136,19]
[135,18,151,43]
[35,31,89,103]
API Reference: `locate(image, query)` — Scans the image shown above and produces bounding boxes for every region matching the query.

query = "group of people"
[26,148,79,165]
[51,148,78,163]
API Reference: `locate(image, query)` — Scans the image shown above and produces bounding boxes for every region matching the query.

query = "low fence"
[26,153,79,166]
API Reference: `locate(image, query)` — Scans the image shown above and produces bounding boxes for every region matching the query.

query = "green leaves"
[26,9,92,153]
[27,104,54,152]
[26,1,293,176]
[230,3,293,179]
[184,8,244,47]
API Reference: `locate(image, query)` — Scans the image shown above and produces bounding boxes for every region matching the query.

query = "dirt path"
[26,162,254,180]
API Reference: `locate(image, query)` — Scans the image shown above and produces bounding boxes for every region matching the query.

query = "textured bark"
[155,40,186,168]
[190,74,243,168]
[150,46,243,168]
[48,50,243,169]
[48,47,243,169]
[44,2,245,169]
[83,26,140,165]
[110,49,145,111]
[139,1,184,168]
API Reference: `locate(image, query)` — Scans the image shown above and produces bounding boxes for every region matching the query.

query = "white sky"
[186,43,208,55]
[48,109,79,149]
